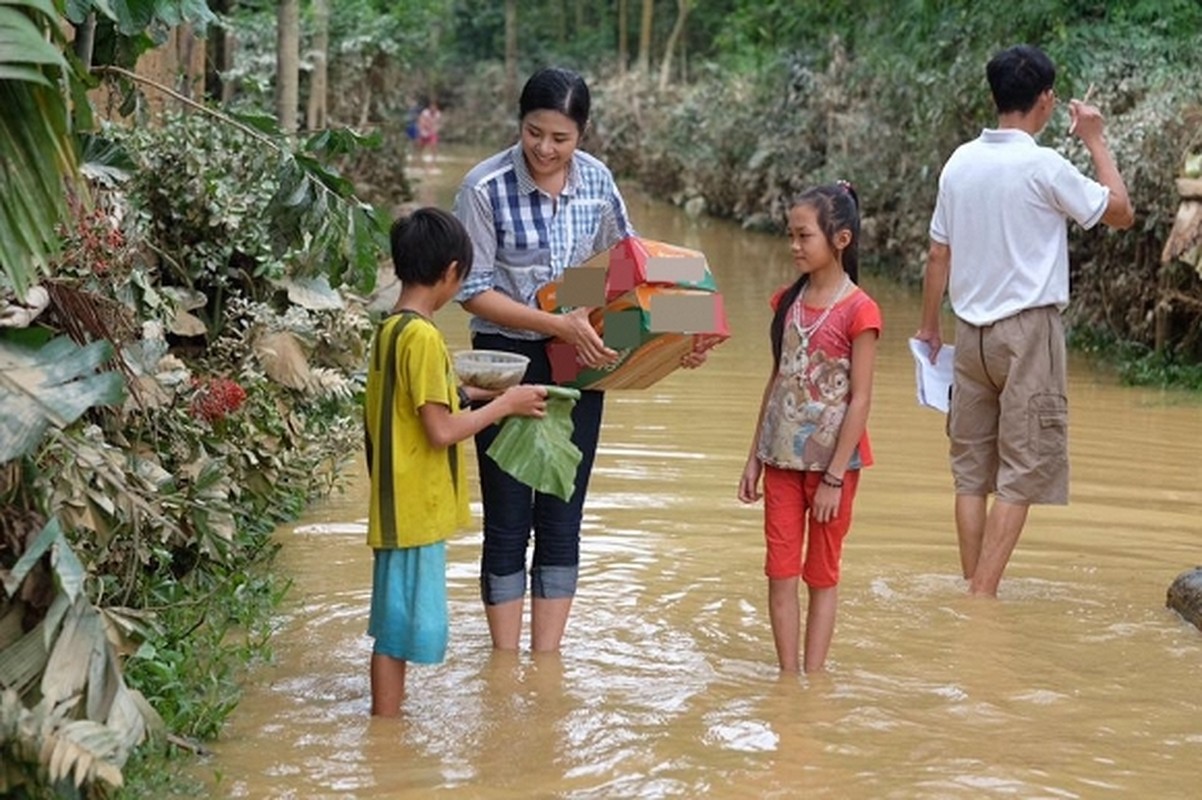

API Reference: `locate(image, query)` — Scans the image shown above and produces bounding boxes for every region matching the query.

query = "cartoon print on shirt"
[801,350,850,464]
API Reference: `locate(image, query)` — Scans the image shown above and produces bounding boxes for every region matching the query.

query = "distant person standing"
[416,99,442,163]
[914,44,1134,598]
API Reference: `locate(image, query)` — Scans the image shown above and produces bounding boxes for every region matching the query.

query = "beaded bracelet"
[821,472,844,489]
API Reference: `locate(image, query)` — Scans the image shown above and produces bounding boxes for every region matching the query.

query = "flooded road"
[201,149,1202,799]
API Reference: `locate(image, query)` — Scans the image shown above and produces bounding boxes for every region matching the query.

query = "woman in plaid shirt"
[453,67,638,654]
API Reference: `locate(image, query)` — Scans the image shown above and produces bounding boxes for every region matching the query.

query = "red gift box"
[537,237,729,390]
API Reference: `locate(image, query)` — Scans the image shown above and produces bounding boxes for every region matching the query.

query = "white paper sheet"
[908,338,954,413]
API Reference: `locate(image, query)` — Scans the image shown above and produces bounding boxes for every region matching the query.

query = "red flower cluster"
[190,377,248,423]
[58,203,127,277]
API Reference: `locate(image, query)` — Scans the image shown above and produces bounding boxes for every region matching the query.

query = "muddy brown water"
[199,149,1202,799]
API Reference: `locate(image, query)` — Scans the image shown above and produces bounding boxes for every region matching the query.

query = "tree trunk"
[306,0,329,131]
[73,13,96,69]
[637,0,653,75]
[276,0,299,134]
[204,0,231,101]
[504,0,518,105]
[658,0,688,91]
[617,0,628,74]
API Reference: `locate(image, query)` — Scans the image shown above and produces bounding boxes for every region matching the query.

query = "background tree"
[276,0,299,133]
[658,0,688,90]
[618,0,629,73]
[505,0,518,104]
[637,0,653,74]
[306,0,329,131]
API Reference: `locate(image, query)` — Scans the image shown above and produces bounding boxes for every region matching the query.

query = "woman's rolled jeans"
[472,333,603,605]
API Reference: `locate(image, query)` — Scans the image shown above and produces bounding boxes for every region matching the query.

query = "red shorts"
[763,466,859,587]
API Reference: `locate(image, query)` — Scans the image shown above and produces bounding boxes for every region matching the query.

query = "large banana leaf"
[0,335,125,463]
[486,386,583,502]
[0,0,76,300]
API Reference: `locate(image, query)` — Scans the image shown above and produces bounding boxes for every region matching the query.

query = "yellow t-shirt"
[364,311,470,548]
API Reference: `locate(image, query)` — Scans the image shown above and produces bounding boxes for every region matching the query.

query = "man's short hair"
[986,45,1056,115]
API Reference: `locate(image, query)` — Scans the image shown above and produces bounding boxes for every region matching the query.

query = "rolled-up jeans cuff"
[481,570,526,605]
[531,565,577,599]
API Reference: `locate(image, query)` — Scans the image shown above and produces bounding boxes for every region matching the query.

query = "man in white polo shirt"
[914,44,1134,598]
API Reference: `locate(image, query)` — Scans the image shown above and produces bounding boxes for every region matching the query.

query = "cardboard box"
[537,237,729,390]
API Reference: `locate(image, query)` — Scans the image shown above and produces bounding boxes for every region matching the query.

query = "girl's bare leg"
[768,577,801,672]
[803,585,838,674]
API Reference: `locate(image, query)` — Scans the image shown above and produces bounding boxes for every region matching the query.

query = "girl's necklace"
[794,274,852,345]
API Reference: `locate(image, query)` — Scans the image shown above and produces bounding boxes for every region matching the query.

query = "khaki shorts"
[949,307,1068,505]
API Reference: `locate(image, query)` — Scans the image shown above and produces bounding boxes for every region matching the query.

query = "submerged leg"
[768,577,801,672]
[955,493,988,579]
[969,499,1029,597]
[370,654,407,717]
[803,584,838,674]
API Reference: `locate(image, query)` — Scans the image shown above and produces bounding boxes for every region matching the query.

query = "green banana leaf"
[486,386,582,502]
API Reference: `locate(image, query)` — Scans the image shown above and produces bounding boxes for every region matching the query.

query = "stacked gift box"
[537,237,729,390]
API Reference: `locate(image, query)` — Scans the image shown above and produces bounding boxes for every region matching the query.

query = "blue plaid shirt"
[453,144,635,340]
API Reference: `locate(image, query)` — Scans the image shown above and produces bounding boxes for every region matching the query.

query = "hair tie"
[836,179,859,208]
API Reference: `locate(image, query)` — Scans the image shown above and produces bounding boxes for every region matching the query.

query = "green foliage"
[0,1,74,301]
[120,545,288,741]
[115,112,386,341]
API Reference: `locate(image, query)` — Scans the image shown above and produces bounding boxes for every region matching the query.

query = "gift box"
[537,237,729,390]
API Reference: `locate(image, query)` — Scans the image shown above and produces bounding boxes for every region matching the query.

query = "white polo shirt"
[929,128,1110,326]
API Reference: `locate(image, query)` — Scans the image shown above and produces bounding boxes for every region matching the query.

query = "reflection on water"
[203,149,1202,799]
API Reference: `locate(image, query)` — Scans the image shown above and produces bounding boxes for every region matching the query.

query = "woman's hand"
[680,334,721,369]
[738,456,763,503]
[558,307,618,369]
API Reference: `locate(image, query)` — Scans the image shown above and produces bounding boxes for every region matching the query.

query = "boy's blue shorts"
[368,543,447,664]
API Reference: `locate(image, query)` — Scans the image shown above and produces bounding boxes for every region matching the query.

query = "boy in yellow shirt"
[364,207,546,716]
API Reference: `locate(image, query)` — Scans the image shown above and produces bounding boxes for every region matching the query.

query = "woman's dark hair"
[986,44,1056,115]
[769,182,861,367]
[389,207,473,286]
[519,67,591,133]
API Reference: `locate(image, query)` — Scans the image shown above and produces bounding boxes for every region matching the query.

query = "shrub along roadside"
[580,28,1202,375]
[0,106,383,796]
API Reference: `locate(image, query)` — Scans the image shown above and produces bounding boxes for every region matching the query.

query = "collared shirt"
[929,128,1109,327]
[453,144,635,339]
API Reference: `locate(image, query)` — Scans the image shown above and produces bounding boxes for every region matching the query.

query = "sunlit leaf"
[0,336,125,462]
[80,132,136,186]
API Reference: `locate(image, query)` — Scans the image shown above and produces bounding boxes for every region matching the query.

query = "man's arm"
[915,240,951,362]
[1070,100,1134,229]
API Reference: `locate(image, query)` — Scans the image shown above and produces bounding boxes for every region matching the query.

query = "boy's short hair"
[389,207,474,287]
[986,45,1056,115]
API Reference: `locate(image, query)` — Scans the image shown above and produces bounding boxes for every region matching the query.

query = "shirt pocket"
[564,198,607,266]
[494,245,554,306]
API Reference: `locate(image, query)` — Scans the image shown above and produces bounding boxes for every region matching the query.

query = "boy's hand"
[462,384,501,404]
[499,384,548,418]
